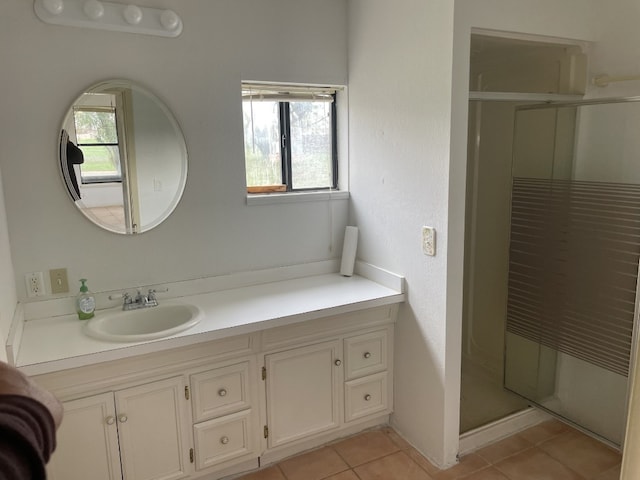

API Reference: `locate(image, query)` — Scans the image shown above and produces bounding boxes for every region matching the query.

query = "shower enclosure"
[504,97,640,447]
[461,34,640,448]
[460,34,589,435]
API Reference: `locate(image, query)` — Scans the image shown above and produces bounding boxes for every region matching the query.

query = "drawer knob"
[334,359,342,366]
[218,388,228,397]
[363,352,372,359]
[220,436,230,445]
[364,394,372,401]
[118,414,128,423]
[105,416,116,425]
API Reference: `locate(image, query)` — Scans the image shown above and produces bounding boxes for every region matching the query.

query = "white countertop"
[16,272,404,376]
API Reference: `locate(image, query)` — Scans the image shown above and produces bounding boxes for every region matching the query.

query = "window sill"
[246,190,350,206]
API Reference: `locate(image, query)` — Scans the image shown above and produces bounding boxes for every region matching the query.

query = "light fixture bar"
[34,0,183,37]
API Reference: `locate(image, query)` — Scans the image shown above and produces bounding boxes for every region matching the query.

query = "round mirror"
[59,79,187,234]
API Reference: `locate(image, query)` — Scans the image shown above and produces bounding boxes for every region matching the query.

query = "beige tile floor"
[235,420,622,480]
[83,205,126,232]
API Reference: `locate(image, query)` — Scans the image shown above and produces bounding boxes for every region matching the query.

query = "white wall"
[587,0,640,99]
[0,167,17,361]
[0,0,348,298]
[347,0,457,467]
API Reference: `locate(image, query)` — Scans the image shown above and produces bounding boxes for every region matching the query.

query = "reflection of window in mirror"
[73,104,123,184]
[67,89,140,233]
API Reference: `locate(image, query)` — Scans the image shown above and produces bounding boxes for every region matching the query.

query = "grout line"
[275,464,287,479]
[328,443,351,468]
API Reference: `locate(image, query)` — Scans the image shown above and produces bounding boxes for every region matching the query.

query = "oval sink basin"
[83,303,203,342]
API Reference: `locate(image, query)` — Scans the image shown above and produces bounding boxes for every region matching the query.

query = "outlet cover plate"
[25,272,45,297]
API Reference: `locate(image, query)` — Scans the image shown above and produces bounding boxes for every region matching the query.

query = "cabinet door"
[265,340,341,448]
[47,393,122,480]
[115,376,190,480]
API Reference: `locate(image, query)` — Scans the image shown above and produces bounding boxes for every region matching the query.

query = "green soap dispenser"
[76,279,95,320]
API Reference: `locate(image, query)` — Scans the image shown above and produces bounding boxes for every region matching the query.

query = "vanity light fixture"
[83,0,104,20]
[42,0,64,15]
[34,0,183,37]
[122,4,142,25]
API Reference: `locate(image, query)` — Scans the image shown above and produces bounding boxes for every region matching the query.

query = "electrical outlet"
[422,226,436,256]
[50,268,69,294]
[25,272,45,297]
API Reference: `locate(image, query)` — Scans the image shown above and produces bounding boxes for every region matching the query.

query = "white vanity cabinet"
[264,340,342,449]
[189,359,260,473]
[47,376,191,480]
[343,329,390,422]
[37,304,398,479]
[259,307,395,462]
[47,393,122,480]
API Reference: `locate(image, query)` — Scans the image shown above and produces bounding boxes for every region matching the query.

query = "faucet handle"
[148,287,168,301]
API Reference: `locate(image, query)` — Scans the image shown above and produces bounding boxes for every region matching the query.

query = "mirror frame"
[59,79,188,234]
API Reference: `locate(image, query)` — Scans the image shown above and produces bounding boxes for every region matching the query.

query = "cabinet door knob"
[364,394,372,401]
[105,416,116,425]
[218,388,228,397]
[363,352,372,359]
[334,359,342,366]
[118,414,128,423]
[220,436,230,445]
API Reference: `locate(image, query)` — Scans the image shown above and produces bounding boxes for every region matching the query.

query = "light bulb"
[123,4,143,25]
[160,9,180,31]
[42,0,64,15]
[83,0,104,20]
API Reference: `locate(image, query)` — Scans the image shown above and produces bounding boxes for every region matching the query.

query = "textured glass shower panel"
[505,101,640,446]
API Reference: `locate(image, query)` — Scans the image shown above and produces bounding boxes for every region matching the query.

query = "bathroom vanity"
[8,262,404,480]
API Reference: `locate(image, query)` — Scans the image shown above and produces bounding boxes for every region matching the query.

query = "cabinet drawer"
[344,330,388,380]
[193,410,254,471]
[345,372,389,422]
[191,362,251,422]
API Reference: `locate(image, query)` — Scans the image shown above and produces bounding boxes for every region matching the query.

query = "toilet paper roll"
[340,226,359,277]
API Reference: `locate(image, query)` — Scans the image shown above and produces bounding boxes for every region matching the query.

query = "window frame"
[73,105,124,185]
[242,84,339,194]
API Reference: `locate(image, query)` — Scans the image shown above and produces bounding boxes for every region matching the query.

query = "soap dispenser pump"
[76,278,95,320]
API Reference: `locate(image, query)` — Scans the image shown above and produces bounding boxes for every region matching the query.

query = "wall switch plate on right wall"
[422,226,436,256]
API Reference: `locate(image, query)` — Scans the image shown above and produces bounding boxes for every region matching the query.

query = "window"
[73,105,123,184]
[242,84,338,193]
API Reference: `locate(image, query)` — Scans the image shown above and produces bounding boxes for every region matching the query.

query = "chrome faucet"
[110,287,168,311]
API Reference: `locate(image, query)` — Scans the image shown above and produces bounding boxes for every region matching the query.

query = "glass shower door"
[504,99,640,447]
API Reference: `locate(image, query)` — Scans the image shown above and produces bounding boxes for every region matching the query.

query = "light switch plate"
[422,226,436,256]
[50,268,69,294]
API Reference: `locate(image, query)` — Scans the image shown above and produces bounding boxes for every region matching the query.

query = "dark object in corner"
[60,129,84,201]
